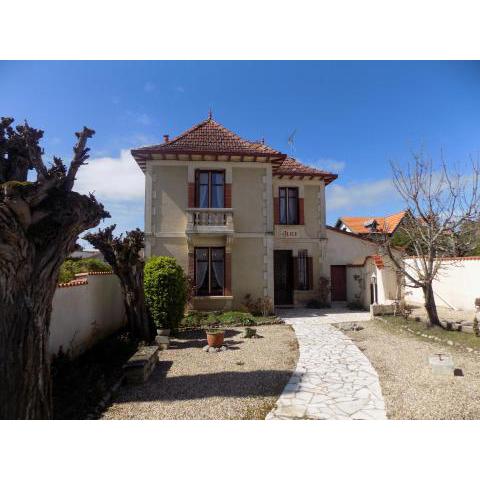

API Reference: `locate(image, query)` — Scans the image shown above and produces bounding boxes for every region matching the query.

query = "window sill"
[194,296,234,300]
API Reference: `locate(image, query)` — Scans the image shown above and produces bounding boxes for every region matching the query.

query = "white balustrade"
[186,208,234,234]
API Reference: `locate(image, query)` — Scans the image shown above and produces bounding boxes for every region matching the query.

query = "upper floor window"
[279,187,299,224]
[196,170,225,208]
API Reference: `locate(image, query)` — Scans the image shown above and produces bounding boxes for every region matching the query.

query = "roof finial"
[208,108,213,120]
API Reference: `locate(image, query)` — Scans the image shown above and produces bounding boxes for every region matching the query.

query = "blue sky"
[1,61,480,239]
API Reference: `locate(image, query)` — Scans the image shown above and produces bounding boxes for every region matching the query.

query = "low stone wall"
[370,303,396,318]
[49,273,126,358]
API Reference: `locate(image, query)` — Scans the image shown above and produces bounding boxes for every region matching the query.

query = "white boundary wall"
[49,273,126,357]
[404,257,480,311]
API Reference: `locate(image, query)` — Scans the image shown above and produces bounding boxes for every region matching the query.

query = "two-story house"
[132,115,399,311]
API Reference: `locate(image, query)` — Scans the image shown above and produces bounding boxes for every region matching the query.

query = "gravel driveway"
[102,324,298,420]
[344,319,480,419]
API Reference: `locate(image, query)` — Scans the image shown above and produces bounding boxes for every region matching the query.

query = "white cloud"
[327,178,399,211]
[136,113,151,125]
[144,81,156,92]
[175,85,185,93]
[75,149,144,201]
[311,158,346,173]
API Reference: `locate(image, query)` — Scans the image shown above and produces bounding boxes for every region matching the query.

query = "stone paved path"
[266,307,387,420]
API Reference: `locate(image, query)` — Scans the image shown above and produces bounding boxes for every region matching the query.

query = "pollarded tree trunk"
[119,263,153,341]
[84,226,155,343]
[0,266,56,419]
[0,119,109,419]
[422,282,440,327]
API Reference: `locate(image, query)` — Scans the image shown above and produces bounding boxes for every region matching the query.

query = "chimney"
[163,134,169,143]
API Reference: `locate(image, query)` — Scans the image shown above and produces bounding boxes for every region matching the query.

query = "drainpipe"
[371,272,378,304]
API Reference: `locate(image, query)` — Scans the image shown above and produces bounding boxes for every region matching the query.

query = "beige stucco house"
[132,115,398,311]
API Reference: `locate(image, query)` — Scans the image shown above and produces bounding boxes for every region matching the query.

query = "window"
[195,247,225,296]
[279,187,299,224]
[196,170,225,208]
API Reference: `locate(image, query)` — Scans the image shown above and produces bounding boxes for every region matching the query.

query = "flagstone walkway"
[266,308,387,420]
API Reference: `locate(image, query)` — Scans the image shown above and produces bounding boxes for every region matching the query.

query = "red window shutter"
[225,183,232,208]
[188,182,195,208]
[307,256,313,290]
[298,197,305,225]
[274,197,280,225]
[293,256,299,290]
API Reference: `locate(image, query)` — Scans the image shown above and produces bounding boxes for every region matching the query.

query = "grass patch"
[378,315,480,350]
[52,330,137,419]
[181,310,281,329]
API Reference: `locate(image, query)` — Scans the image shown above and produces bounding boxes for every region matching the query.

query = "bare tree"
[381,153,480,326]
[84,226,155,343]
[0,118,109,419]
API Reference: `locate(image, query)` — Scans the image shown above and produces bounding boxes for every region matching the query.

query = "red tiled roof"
[132,117,337,185]
[131,117,285,169]
[339,211,407,235]
[57,271,114,288]
[275,156,338,184]
[57,279,88,288]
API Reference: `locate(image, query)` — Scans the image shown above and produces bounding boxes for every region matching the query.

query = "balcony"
[186,208,234,235]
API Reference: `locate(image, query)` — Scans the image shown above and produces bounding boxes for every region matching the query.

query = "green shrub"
[144,256,188,331]
[210,311,256,326]
[181,310,257,328]
[58,258,112,283]
[182,310,216,328]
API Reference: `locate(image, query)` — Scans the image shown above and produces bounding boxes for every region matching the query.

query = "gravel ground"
[344,319,480,419]
[102,325,298,420]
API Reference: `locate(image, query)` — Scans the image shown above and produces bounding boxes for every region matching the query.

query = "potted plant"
[206,329,225,348]
[156,325,171,337]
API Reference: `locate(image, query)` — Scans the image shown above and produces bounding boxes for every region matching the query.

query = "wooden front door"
[274,250,293,305]
[330,265,347,301]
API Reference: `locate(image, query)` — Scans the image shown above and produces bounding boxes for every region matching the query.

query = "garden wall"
[49,272,126,358]
[404,257,480,311]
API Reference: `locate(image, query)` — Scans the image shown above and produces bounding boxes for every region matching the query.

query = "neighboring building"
[70,248,104,261]
[132,115,398,310]
[335,211,407,238]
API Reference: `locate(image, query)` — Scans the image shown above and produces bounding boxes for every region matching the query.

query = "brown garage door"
[330,265,347,301]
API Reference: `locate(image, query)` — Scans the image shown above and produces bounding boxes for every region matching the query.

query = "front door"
[330,265,347,301]
[274,250,293,305]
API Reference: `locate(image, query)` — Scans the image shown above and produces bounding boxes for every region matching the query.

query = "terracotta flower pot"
[206,330,225,348]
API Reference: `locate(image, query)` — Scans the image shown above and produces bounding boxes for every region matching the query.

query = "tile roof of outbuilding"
[338,211,407,235]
